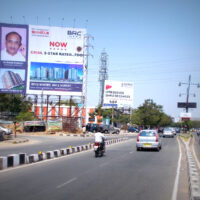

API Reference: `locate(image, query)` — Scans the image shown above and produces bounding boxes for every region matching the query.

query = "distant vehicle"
[100,125,120,134]
[175,127,181,134]
[128,126,139,133]
[163,127,174,138]
[136,129,162,151]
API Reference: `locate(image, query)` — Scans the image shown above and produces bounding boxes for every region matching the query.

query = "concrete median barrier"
[38,153,46,161]
[19,153,27,165]
[0,157,7,170]
[67,148,72,155]
[54,150,61,157]
[28,154,39,163]
[0,137,129,170]
[46,151,54,159]
[60,148,67,155]
[7,154,19,167]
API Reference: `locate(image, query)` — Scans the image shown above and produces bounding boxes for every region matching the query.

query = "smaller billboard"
[103,80,133,108]
[47,118,62,131]
[180,112,192,121]
[0,23,28,94]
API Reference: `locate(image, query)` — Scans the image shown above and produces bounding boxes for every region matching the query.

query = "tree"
[16,112,34,121]
[131,99,172,128]
[0,94,34,121]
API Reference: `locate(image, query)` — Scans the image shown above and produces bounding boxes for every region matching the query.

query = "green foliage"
[190,121,200,128]
[94,106,112,119]
[0,94,33,121]
[15,112,35,122]
[131,99,172,128]
[58,98,78,106]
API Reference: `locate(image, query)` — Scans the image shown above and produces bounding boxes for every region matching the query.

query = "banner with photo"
[0,23,28,94]
[27,25,86,96]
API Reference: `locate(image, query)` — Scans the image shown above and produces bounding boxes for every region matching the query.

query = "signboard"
[177,102,197,108]
[103,80,133,108]
[180,112,192,118]
[24,121,45,127]
[180,112,192,121]
[47,118,62,131]
[24,25,85,96]
[0,23,28,94]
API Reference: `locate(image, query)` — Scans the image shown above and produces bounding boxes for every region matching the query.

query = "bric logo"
[67,30,82,38]
[106,85,112,90]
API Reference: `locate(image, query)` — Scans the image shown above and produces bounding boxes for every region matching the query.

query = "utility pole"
[81,33,93,126]
[99,50,108,106]
[179,74,200,112]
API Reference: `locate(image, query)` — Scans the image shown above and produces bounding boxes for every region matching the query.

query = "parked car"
[0,126,13,141]
[87,123,101,133]
[128,126,139,133]
[0,126,13,135]
[136,129,162,151]
[100,125,120,134]
[163,127,175,138]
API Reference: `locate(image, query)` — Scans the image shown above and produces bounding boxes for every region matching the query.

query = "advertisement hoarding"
[47,118,62,131]
[103,80,134,108]
[0,23,28,94]
[26,25,86,96]
[180,112,192,119]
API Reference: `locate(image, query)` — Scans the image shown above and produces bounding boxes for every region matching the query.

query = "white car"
[163,127,174,138]
[0,126,13,135]
[136,129,162,151]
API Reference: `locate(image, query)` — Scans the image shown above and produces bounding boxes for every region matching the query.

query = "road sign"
[177,102,197,108]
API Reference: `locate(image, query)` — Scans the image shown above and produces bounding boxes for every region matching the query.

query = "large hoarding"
[0,23,28,94]
[103,80,134,108]
[26,25,86,96]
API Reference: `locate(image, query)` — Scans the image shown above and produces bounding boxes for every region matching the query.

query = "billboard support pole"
[58,95,61,117]
[112,106,114,126]
[46,95,49,122]
[41,89,44,121]
[69,96,72,132]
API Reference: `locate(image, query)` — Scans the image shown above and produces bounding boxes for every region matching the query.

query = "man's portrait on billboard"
[1,27,27,62]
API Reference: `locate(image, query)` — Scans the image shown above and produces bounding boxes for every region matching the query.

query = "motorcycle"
[94,142,105,157]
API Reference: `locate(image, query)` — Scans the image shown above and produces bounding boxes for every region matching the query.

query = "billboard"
[0,23,28,94]
[26,25,86,96]
[103,80,134,108]
[180,112,192,118]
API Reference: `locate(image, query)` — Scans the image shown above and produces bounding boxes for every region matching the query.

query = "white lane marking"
[191,137,200,169]
[129,151,134,154]
[171,137,182,200]
[56,177,77,189]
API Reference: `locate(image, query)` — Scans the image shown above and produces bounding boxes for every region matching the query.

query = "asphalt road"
[0,136,179,200]
[0,134,131,156]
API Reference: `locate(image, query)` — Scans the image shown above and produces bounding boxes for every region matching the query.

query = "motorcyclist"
[94,132,106,152]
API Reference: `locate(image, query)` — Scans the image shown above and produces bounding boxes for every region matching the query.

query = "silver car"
[136,129,162,151]
[163,127,174,138]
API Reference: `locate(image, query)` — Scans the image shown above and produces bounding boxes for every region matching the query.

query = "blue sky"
[0,0,200,119]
